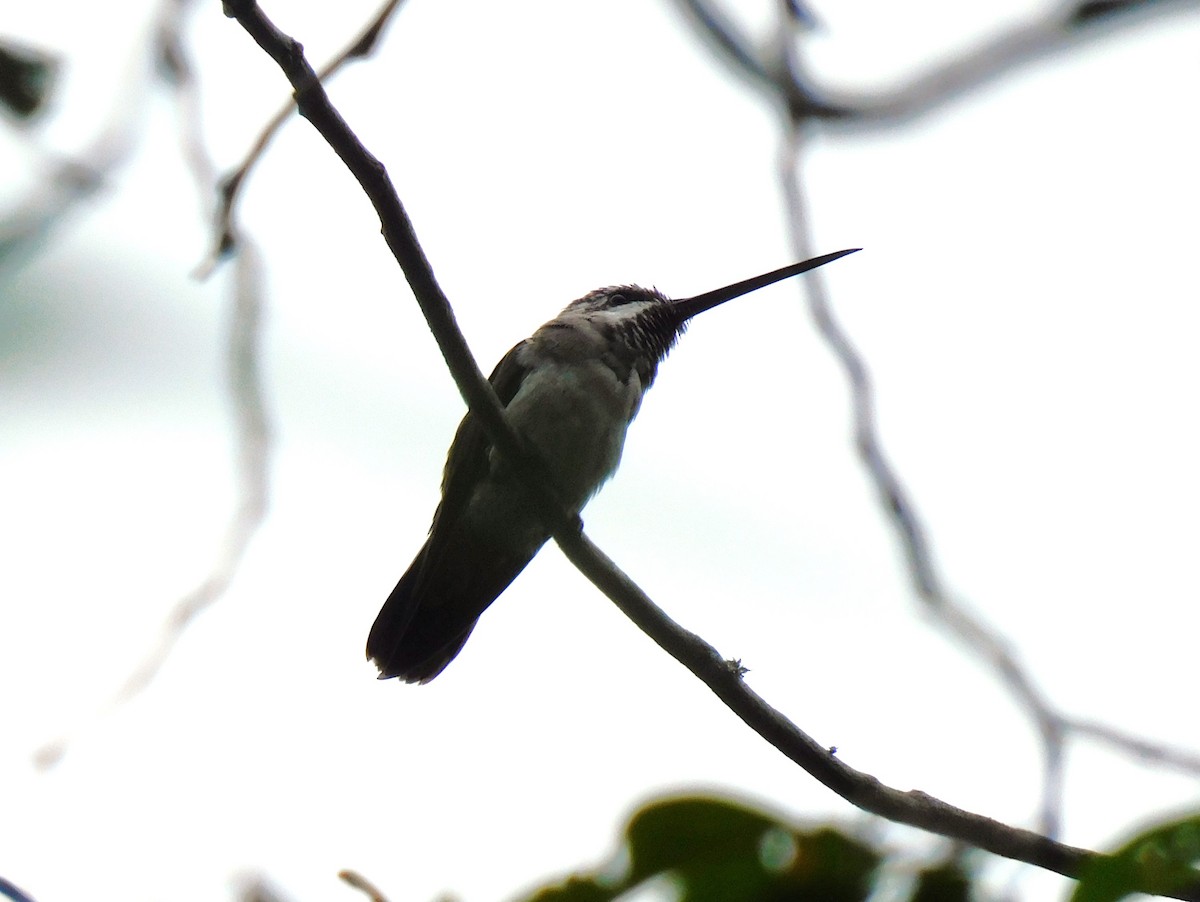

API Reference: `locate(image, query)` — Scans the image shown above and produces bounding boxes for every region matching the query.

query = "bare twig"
[119,0,274,704]
[220,0,578,531]
[667,0,848,120]
[673,0,1200,126]
[776,119,1070,835]
[834,0,1200,125]
[197,0,408,276]
[220,2,1200,893]
[105,243,270,706]
[675,0,1200,838]
[0,876,38,902]
[1068,719,1200,773]
[34,0,273,769]
[338,870,391,902]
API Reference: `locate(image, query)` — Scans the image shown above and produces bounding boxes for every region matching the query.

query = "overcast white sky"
[2,2,1199,900]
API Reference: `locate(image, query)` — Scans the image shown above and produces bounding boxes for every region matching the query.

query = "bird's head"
[558,247,861,366]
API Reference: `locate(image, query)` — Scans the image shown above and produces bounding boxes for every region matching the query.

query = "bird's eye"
[607,293,628,307]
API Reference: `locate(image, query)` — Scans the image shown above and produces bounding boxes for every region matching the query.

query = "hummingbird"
[367,248,859,683]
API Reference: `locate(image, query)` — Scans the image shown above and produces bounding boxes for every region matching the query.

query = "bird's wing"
[432,340,533,532]
[367,342,539,682]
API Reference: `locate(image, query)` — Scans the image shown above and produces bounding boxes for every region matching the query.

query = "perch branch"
[221,2,1200,894]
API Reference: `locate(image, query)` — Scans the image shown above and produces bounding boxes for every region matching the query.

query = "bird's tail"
[366,531,540,684]
[365,542,468,684]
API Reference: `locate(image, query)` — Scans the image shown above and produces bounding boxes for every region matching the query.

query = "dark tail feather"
[366,546,426,666]
[364,542,468,681]
[366,563,478,684]
[366,532,542,684]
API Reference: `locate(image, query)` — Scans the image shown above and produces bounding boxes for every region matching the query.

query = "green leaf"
[524,875,618,902]
[625,796,781,881]
[910,860,972,902]
[627,796,880,902]
[0,41,57,119]
[1072,814,1200,902]
[519,794,882,902]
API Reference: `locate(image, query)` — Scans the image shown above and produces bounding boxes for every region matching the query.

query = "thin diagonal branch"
[678,0,1200,838]
[1068,719,1200,773]
[220,3,1200,893]
[219,0,576,531]
[0,876,37,902]
[832,0,1200,126]
[674,0,1200,126]
[775,121,1066,837]
[338,870,391,902]
[768,9,1071,833]
[669,0,849,120]
[198,0,408,276]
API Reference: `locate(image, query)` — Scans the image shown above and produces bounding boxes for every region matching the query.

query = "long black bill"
[673,248,860,320]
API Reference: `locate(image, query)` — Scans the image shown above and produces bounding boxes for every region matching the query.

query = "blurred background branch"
[31,0,274,768]
[676,0,1200,838]
[1,1,1196,899]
